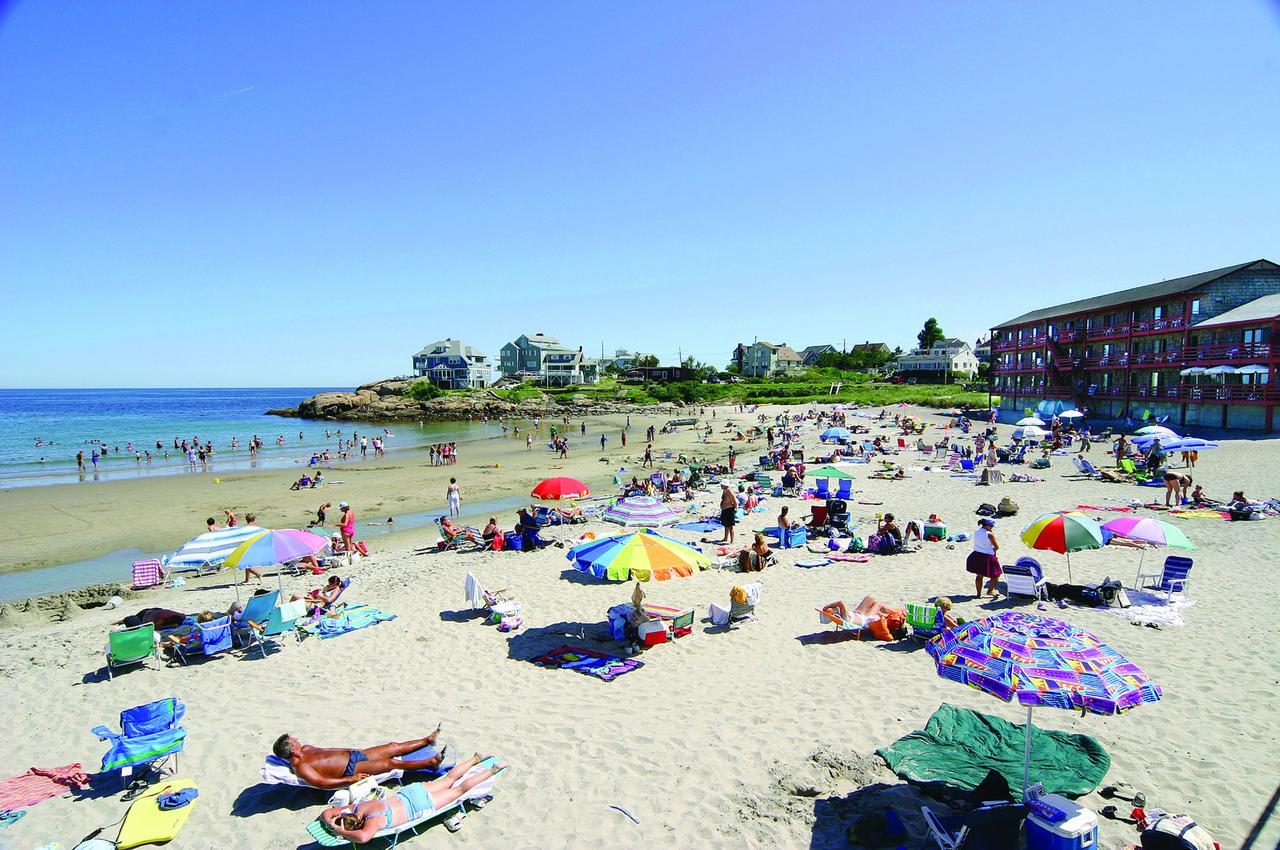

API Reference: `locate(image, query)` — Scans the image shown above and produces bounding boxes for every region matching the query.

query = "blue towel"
[674,521,721,532]
[304,604,397,639]
[157,787,199,810]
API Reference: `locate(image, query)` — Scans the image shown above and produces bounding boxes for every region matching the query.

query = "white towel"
[708,602,729,626]
[464,572,484,609]
[278,600,309,621]
[744,583,763,606]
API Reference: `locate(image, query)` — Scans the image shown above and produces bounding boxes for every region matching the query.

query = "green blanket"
[876,703,1110,802]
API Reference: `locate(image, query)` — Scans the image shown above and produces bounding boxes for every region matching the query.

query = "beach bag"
[503,531,524,551]
[996,497,1019,516]
[976,503,997,516]
[1141,812,1218,850]
[491,533,504,551]
[1097,578,1130,608]
[847,536,864,553]
[866,533,883,553]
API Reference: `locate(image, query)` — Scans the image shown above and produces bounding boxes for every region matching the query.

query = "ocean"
[0,387,504,488]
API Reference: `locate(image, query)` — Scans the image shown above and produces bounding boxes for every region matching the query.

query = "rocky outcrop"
[268,378,680,423]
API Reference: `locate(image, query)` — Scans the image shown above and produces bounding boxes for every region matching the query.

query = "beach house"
[989,259,1280,430]
[411,338,491,389]
[499,333,599,386]
[799,344,837,366]
[895,339,980,383]
[742,341,804,378]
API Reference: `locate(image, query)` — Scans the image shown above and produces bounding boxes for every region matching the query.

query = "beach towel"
[301,604,396,639]
[464,572,485,608]
[1075,505,1135,513]
[277,599,308,622]
[1100,588,1194,627]
[876,704,1110,802]
[0,764,90,811]
[826,552,872,563]
[131,559,164,590]
[533,646,643,682]
[1167,509,1229,520]
[674,521,722,533]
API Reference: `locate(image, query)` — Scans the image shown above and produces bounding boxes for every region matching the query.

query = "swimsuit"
[343,750,369,777]
[394,783,435,819]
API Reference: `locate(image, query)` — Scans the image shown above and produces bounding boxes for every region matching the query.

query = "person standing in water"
[447,478,461,517]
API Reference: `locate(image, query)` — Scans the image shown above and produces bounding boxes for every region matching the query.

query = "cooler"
[923,523,947,541]
[637,620,668,646]
[1026,794,1098,850]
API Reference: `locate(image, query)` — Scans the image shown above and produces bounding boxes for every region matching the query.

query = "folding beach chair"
[921,802,1027,849]
[905,602,945,640]
[464,572,520,622]
[104,624,157,680]
[1003,557,1048,600]
[1135,555,1193,601]
[437,518,483,551]
[172,615,233,665]
[709,583,761,627]
[232,590,281,657]
[254,600,308,653]
[814,478,831,500]
[130,559,165,590]
[93,697,186,784]
[835,478,853,500]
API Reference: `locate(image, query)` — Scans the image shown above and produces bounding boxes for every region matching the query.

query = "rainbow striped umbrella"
[928,611,1161,793]
[603,497,680,528]
[1020,511,1104,582]
[566,529,711,582]
[223,528,328,570]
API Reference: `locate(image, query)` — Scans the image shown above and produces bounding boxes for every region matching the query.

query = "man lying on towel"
[320,754,506,841]
[274,725,447,788]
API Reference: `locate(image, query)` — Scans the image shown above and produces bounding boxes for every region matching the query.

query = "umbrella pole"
[1133,549,1144,589]
[1066,552,1073,584]
[1023,705,1034,794]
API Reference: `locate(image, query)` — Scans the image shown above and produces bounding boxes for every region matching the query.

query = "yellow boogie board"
[116,777,198,849]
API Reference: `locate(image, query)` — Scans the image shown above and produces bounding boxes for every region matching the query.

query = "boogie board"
[116,777,198,849]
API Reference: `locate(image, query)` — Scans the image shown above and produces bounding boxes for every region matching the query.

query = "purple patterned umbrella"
[927,611,1161,791]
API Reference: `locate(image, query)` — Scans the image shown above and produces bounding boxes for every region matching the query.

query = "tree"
[635,354,660,368]
[917,318,945,351]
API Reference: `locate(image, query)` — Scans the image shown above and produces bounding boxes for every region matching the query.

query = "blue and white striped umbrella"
[164,525,264,572]
[603,496,680,528]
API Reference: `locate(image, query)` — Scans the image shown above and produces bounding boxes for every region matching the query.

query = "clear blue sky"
[2,1,1277,387]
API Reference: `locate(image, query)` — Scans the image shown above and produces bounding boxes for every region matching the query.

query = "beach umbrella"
[1100,516,1194,585]
[1012,426,1049,441]
[927,611,1162,793]
[1178,367,1206,377]
[1133,425,1178,438]
[531,477,590,500]
[565,528,711,581]
[820,427,852,442]
[1204,365,1237,376]
[1237,364,1269,375]
[805,464,860,480]
[1166,437,1218,451]
[164,525,266,572]
[1020,511,1104,582]
[603,496,680,528]
[223,528,328,570]
[1058,410,1084,419]
[1015,416,1045,427]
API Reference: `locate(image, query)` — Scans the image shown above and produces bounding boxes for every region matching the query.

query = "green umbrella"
[806,465,860,480]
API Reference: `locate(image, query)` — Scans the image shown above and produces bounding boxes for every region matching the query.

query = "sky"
[2,1,1278,388]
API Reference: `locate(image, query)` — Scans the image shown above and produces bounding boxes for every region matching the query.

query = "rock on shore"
[268,378,681,423]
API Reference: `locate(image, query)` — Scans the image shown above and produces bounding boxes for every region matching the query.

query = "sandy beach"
[1,404,1276,849]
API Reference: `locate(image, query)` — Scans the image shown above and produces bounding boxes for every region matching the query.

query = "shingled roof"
[994,259,1275,328]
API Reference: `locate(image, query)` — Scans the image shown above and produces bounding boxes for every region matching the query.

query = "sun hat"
[339,501,349,508]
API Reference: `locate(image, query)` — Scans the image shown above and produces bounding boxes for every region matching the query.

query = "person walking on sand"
[642,444,654,468]
[621,430,627,448]
[338,502,357,561]
[966,517,1002,599]
[728,445,737,472]
[600,433,607,452]
[447,477,462,517]
[526,434,533,451]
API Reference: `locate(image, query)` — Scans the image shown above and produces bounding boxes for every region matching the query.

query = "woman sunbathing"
[292,575,344,608]
[820,596,908,639]
[440,517,479,544]
[319,754,507,842]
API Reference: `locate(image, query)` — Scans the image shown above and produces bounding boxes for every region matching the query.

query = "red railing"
[1049,329,1082,343]
[1182,341,1273,364]
[1127,350,1183,366]
[1086,324,1130,340]
[993,340,1018,352]
[1130,316,1186,335]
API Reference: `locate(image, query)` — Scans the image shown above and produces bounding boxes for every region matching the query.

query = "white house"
[412,339,491,389]
[895,338,980,380]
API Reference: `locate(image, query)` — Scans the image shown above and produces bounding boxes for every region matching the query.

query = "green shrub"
[405,381,444,401]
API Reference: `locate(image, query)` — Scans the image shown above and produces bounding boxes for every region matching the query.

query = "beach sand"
[0,404,1276,849]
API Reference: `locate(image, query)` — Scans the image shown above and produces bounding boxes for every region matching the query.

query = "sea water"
[0,387,506,488]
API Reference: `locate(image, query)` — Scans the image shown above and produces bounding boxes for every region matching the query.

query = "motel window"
[1153,306,1163,320]
[1150,372,1160,389]
[1190,299,1201,316]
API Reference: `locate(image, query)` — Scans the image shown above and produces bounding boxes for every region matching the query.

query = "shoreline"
[0,407,721,580]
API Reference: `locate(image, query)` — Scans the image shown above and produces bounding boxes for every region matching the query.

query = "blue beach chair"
[232,591,280,651]
[1135,555,1193,601]
[173,615,233,665]
[93,697,186,783]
